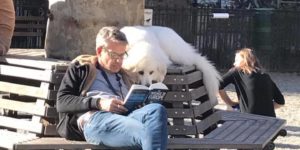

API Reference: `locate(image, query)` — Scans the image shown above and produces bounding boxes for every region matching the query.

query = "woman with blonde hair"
[219,48,285,117]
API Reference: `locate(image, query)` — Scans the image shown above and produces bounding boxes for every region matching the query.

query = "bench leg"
[271,129,287,142]
[263,142,275,150]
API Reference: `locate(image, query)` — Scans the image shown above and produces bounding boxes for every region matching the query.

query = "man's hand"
[99,97,128,114]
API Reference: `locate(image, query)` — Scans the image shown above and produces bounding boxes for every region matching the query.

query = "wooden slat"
[0,98,57,117]
[15,137,264,150]
[218,110,278,121]
[0,116,43,134]
[196,112,221,133]
[168,138,262,149]
[224,120,256,141]
[43,125,58,136]
[15,137,107,150]
[13,32,43,36]
[190,85,207,99]
[167,108,194,118]
[7,49,45,57]
[204,121,235,139]
[0,64,58,83]
[213,120,247,140]
[163,71,202,85]
[0,81,57,100]
[0,130,38,150]
[193,100,214,116]
[246,119,275,143]
[0,55,69,71]
[254,119,286,144]
[168,125,197,135]
[167,65,196,74]
[15,16,45,21]
[164,91,192,102]
[15,24,46,29]
[234,120,265,142]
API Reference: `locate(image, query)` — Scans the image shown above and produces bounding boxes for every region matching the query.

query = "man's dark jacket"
[56,61,99,140]
[56,55,133,141]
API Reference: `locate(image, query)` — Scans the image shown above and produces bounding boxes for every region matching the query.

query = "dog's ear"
[156,65,167,82]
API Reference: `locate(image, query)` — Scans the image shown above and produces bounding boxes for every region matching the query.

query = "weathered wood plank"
[15,16,45,21]
[13,32,44,37]
[0,116,43,134]
[14,137,107,150]
[204,121,235,139]
[0,98,57,117]
[163,71,202,85]
[168,138,262,149]
[224,120,256,141]
[168,125,197,135]
[7,49,45,57]
[246,119,275,143]
[234,120,265,142]
[0,81,56,100]
[164,91,192,102]
[166,108,194,118]
[15,24,46,29]
[0,130,38,150]
[190,85,207,100]
[0,64,63,83]
[43,125,58,136]
[213,120,246,140]
[196,112,221,133]
[0,55,69,71]
[254,119,286,144]
[193,100,214,116]
[166,65,196,74]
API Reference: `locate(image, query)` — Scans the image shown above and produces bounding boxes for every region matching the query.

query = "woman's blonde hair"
[235,48,262,74]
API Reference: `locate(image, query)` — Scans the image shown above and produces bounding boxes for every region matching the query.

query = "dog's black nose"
[145,83,150,87]
[152,80,158,84]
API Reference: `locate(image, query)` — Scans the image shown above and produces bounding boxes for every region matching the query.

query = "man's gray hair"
[95,26,128,51]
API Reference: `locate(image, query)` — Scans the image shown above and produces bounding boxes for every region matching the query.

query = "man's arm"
[274,101,284,109]
[56,63,99,113]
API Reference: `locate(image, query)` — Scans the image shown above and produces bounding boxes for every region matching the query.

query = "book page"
[147,83,168,103]
[148,82,168,90]
[123,84,149,113]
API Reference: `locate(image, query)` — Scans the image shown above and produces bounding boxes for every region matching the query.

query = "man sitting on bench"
[56,26,168,150]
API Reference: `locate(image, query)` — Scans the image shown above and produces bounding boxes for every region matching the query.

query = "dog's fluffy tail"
[193,54,222,106]
[155,27,222,105]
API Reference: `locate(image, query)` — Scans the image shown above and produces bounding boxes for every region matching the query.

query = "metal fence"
[11,0,48,49]
[148,6,300,72]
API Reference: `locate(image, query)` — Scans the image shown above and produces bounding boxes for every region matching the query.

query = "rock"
[45,0,144,60]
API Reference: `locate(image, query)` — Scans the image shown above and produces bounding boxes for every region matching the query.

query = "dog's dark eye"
[138,71,144,75]
[149,71,154,75]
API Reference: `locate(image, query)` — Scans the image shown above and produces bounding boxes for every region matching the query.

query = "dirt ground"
[216,72,300,150]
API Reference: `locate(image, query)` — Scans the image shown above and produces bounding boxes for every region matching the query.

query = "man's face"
[98,41,127,73]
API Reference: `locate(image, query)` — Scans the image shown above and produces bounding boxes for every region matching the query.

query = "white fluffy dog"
[121,26,221,104]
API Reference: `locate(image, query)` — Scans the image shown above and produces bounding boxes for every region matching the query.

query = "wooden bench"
[0,51,286,150]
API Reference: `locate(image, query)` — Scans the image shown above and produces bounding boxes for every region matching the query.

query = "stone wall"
[45,0,144,60]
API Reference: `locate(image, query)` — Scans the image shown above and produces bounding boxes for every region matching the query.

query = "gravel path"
[216,72,300,150]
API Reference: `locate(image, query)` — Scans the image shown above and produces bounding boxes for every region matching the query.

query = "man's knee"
[147,103,167,118]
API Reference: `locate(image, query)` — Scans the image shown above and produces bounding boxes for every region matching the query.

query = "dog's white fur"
[121,26,221,104]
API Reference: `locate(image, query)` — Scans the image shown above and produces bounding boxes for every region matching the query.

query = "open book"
[123,82,169,113]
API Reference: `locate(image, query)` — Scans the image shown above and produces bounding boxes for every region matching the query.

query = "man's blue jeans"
[83,103,168,150]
